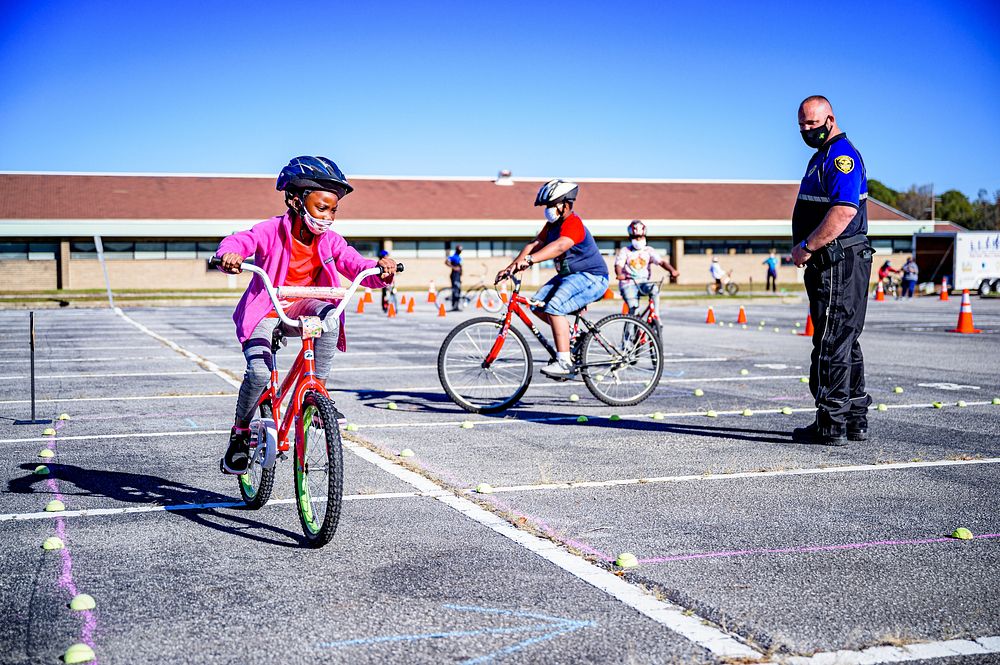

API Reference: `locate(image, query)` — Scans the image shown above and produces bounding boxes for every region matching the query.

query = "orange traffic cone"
[406,298,415,313]
[949,290,981,334]
[499,285,508,303]
[622,301,629,315]
[874,281,885,301]
[387,303,396,318]
[603,288,614,300]
[736,306,747,324]
[428,281,436,303]
[475,296,483,309]
[438,303,446,317]
[798,313,814,336]
[705,307,716,324]
[356,298,365,314]
[940,277,949,301]
[364,289,373,304]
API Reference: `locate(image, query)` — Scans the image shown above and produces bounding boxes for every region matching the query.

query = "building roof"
[0,172,912,222]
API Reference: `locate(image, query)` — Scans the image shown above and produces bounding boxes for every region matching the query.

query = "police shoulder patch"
[834,155,855,174]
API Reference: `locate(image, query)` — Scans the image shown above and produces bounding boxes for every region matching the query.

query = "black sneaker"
[792,422,848,447]
[220,427,251,475]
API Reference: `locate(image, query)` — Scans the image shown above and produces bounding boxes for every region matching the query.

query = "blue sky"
[1,1,997,197]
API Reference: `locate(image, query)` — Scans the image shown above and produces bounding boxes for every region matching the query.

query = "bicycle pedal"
[276,451,288,461]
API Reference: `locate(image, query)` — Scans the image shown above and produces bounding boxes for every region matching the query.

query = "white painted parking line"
[116,292,764,660]
[346,441,763,660]
[473,458,1000,494]
[0,393,235,406]
[0,356,185,365]
[328,364,438,373]
[347,400,998,430]
[0,370,206,380]
[1,429,226,444]
[0,491,427,522]
[781,636,1000,664]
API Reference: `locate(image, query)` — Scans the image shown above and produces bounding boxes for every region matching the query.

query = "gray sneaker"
[540,359,576,379]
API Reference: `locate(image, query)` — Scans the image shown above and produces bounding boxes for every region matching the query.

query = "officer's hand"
[495,267,512,284]
[220,252,245,274]
[791,245,812,267]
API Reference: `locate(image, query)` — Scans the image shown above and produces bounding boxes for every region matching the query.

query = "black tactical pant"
[803,240,873,434]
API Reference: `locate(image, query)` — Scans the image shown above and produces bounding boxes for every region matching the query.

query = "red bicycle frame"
[252,322,327,463]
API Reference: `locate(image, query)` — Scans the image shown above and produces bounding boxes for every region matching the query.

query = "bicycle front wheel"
[477,288,504,313]
[294,392,344,548]
[581,314,663,406]
[438,317,532,413]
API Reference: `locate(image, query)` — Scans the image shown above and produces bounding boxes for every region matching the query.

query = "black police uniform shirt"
[792,133,868,245]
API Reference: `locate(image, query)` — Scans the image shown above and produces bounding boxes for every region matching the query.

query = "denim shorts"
[532,272,609,316]
[619,280,658,307]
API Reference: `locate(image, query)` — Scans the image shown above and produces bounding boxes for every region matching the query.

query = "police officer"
[790,95,874,446]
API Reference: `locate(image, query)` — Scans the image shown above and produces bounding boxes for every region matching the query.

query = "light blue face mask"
[544,206,561,223]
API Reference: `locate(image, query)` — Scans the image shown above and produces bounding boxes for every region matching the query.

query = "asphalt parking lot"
[1,294,998,664]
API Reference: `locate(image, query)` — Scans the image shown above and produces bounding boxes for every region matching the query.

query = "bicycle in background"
[437,262,504,312]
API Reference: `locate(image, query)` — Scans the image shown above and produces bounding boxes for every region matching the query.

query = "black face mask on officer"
[801,116,833,149]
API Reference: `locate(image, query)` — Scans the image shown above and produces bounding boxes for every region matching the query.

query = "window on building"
[28,242,58,260]
[872,238,912,253]
[134,242,166,260]
[165,242,197,259]
[349,240,379,258]
[197,242,219,259]
[685,239,792,255]
[0,242,28,259]
[416,241,446,258]
[103,241,135,260]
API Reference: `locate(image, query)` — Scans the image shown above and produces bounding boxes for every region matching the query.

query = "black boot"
[792,422,848,447]
[220,426,251,474]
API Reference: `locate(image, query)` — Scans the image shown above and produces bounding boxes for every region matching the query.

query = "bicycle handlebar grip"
[208,256,222,268]
[395,263,405,273]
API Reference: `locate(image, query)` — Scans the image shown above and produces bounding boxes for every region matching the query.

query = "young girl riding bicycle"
[214,156,397,475]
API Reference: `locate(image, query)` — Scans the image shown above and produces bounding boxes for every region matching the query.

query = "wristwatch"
[799,240,816,254]
[524,255,534,266]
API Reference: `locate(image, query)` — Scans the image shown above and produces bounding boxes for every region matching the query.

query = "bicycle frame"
[631,279,663,329]
[483,275,596,369]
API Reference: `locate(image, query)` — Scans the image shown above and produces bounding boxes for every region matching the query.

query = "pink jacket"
[216,213,389,351]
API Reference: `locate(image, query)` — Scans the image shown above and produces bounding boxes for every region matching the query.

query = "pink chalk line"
[44,420,99,662]
[638,533,1000,564]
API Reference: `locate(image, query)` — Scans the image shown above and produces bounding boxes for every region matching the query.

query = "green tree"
[937,189,975,226]
[868,179,898,208]
[969,189,1000,231]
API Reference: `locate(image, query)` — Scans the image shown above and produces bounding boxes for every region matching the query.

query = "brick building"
[0,171,929,291]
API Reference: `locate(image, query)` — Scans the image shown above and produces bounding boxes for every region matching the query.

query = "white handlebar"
[239,262,382,331]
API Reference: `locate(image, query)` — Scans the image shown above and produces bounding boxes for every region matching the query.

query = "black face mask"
[801,117,832,149]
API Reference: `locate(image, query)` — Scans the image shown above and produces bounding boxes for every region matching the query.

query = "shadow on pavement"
[9,463,303,547]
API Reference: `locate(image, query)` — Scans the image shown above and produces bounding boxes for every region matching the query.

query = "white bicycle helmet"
[534,179,579,207]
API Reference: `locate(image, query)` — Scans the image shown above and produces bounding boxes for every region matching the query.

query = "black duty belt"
[836,234,869,249]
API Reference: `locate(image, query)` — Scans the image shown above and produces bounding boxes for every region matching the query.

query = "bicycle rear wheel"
[294,392,344,547]
[437,287,469,311]
[238,404,276,510]
[438,317,532,413]
[581,314,663,406]
[725,283,739,296]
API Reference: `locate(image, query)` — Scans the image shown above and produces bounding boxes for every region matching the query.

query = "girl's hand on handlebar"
[378,257,398,282]
[220,252,245,274]
[495,266,513,284]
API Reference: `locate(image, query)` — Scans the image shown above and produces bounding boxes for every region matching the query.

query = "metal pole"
[29,311,35,422]
[15,310,50,425]
[94,234,115,309]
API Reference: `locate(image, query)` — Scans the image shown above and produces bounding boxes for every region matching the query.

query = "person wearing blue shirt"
[789,95,875,446]
[445,245,464,311]
[762,249,779,293]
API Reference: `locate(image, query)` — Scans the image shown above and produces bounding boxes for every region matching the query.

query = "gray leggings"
[235,299,339,421]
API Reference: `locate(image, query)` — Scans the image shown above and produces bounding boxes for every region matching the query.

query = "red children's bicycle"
[437,273,663,414]
[209,257,403,547]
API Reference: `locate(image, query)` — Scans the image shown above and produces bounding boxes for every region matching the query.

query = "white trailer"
[914,231,1000,295]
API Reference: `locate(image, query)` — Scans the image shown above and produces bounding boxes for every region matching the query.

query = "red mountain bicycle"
[209,256,403,547]
[437,273,663,413]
